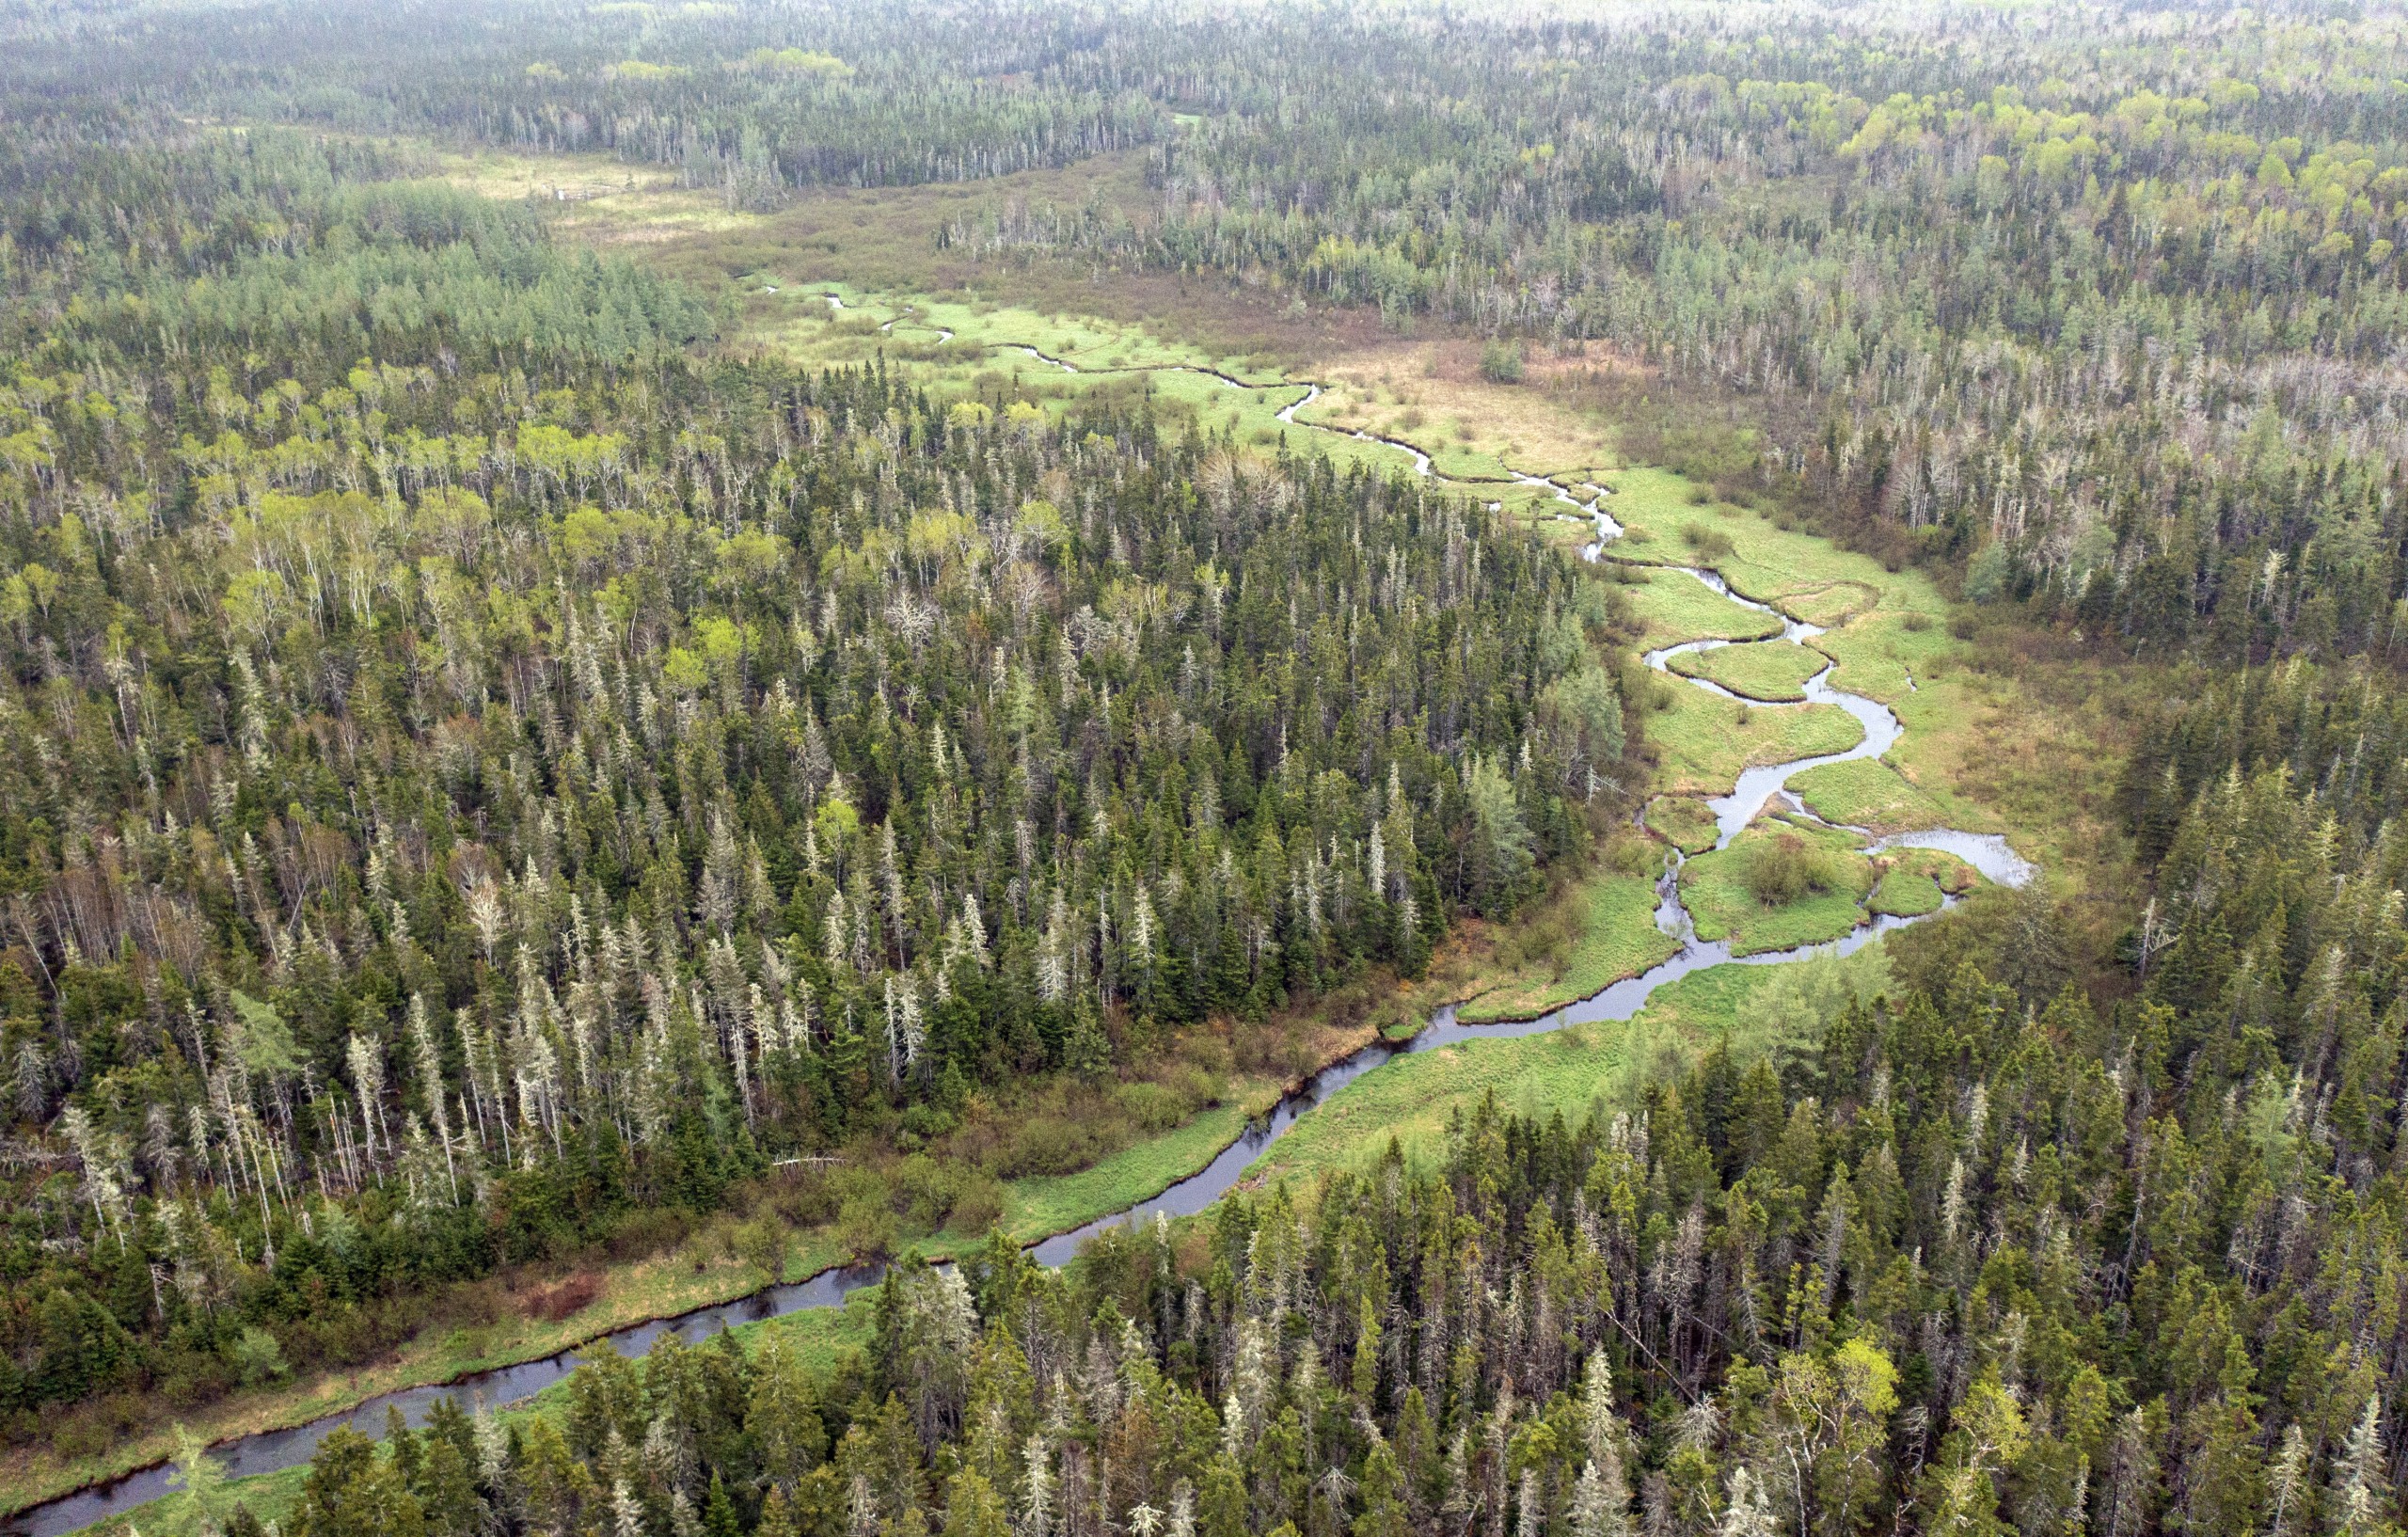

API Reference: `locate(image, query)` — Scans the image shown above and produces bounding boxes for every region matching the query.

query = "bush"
[894,1154,959,1229]
[735,1219,786,1279]
[1744,833,1846,906]
[1680,523,1735,560]
[522,1273,602,1322]
[1114,1081,1187,1133]
[229,1326,289,1386]
[1001,1113,1100,1178]
[784,1170,840,1226]
[1479,340,1525,383]
[946,1171,1009,1235]
[898,1102,958,1141]
[603,1204,690,1261]
[1965,542,2012,604]
[1164,1062,1226,1108]
[835,1195,896,1262]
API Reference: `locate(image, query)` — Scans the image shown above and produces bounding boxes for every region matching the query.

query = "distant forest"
[12,0,2404,658]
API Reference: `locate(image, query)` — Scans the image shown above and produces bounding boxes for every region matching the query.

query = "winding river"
[6,346,2032,1537]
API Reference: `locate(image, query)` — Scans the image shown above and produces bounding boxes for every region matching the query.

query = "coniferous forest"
[0,3,2404,1536]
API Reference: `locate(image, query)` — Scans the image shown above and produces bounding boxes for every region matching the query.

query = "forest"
[0,119,1613,1455]
[0,1,2401,1535]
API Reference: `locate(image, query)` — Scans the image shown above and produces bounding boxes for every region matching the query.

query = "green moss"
[1781,582,1882,626]
[1868,867,1941,916]
[1646,687,1863,797]
[1617,566,1783,650]
[1866,847,1979,918]
[1598,466,1718,532]
[1816,610,1960,705]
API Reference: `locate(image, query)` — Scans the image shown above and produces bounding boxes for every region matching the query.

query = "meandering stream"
[7,344,2033,1537]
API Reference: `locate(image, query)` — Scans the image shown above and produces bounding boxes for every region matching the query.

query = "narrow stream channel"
[7,354,2033,1537]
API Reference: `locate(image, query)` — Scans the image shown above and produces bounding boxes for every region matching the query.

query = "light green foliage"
[1744,945,1890,1044]
[230,1327,291,1386]
[1544,663,1626,764]
[156,1427,232,1537]
[230,992,300,1078]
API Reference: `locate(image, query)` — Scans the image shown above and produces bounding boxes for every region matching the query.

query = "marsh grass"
[1668,639,1826,703]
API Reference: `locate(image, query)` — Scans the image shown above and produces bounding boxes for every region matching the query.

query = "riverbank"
[16,467,2063,1537]
[2,885,1667,1533]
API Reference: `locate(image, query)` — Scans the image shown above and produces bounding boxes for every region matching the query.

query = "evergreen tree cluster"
[22,0,2408,651]
[0,119,1624,1445]
[230,935,2408,1537]
[951,4,2408,660]
[0,0,1166,207]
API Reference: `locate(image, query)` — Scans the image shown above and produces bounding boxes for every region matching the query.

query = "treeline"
[0,131,714,367]
[943,4,2408,665]
[0,122,1629,1443]
[22,0,2408,658]
[214,894,2408,1537]
[0,0,1167,207]
[213,643,2408,1537]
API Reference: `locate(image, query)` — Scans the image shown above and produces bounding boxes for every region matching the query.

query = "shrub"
[835,1195,896,1262]
[603,1205,690,1261]
[1680,523,1735,560]
[899,1102,958,1140]
[1164,1063,1225,1109]
[1744,833,1846,906]
[1114,1081,1186,1133]
[947,1171,1009,1235]
[229,1326,289,1386]
[1000,1114,1096,1177]
[735,1219,786,1279]
[523,1273,602,1323]
[893,1154,959,1229]
[1479,340,1525,383]
[1965,543,2012,603]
